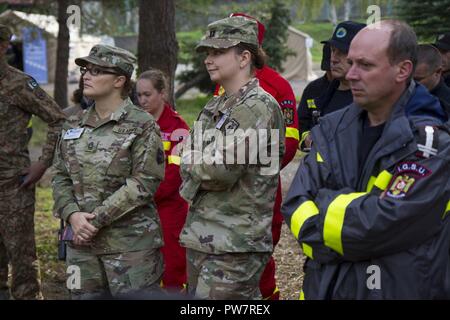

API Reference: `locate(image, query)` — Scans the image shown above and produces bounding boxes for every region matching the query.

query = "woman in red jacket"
[136,69,190,292]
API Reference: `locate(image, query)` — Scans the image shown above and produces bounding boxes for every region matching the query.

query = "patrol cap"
[433,32,450,52]
[321,21,366,54]
[0,24,12,42]
[75,44,136,77]
[196,16,259,52]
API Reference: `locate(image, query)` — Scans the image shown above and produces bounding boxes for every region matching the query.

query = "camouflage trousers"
[66,245,164,299]
[186,249,271,300]
[0,185,42,300]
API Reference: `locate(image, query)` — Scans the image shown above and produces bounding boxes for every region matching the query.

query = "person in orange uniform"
[213,13,300,300]
[136,69,190,292]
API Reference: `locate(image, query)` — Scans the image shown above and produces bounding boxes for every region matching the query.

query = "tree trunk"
[54,0,70,109]
[329,2,338,25]
[344,0,352,20]
[138,0,178,107]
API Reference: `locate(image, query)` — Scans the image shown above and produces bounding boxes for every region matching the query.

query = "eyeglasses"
[79,66,120,76]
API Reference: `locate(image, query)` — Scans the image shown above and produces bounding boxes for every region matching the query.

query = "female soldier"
[136,69,190,292]
[179,16,285,300]
[52,45,165,299]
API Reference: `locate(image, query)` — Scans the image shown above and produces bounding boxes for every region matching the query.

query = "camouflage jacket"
[0,61,65,191]
[179,78,286,254]
[52,99,165,254]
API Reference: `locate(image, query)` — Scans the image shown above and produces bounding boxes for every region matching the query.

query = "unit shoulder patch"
[385,162,431,199]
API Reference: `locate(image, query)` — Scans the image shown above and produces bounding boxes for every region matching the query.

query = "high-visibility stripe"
[263,286,280,300]
[323,193,366,255]
[366,170,393,192]
[316,152,324,163]
[299,290,305,300]
[27,119,33,128]
[302,243,313,259]
[307,99,317,109]
[443,200,450,219]
[366,176,376,193]
[290,200,319,240]
[286,127,300,141]
[301,131,310,143]
[163,141,171,151]
[167,155,181,165]
[374,170,392,190]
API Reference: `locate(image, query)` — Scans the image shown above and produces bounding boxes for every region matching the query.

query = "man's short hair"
[383,20,418,68]
[417,44,442,72]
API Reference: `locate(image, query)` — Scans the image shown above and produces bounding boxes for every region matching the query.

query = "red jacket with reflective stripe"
[154,104,190,209]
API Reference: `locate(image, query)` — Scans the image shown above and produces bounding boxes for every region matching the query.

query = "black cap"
[321,21,366,53]
[321,43,331,71]
[433,32,450,52]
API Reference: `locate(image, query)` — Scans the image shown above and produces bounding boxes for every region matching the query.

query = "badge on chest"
[63,128,85,140]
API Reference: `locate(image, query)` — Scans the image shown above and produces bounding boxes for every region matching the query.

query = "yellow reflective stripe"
[316,152,324,163]
[163,141,171,151]
[307,99,317,109]
[299,290,305,300]
[366,176,376,192]
[167,155,181,165]
[443,200,450,219]
[290,200,319,240]
[374,170,392,190]
[324,193,367,255]
[263,286,280,300]
[302,243,313,259]
[27,119,33,128]
[286,127,300,141]
[366,170,393,192]
[301,131,310,143]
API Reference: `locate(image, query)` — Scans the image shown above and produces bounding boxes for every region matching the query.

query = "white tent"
[281,26,314,81]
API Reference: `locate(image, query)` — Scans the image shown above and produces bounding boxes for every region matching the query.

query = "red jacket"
[154,104,190,210]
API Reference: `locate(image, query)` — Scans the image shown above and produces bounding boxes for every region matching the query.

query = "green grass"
[35,187,69,299]
[176,95,211,127]
[295,22,335,64]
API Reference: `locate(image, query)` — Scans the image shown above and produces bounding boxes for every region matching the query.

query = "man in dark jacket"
[282,20,450,299]
[414,44,450,118]
[299,21,365,151]
[433,32,450,87]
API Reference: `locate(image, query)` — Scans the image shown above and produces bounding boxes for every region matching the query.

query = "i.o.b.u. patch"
[386,162,431,199]
[282,108,294,126]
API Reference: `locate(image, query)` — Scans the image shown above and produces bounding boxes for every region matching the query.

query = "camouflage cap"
[75,44,136,77]
[196,16,258,52]
[0,24,12,42]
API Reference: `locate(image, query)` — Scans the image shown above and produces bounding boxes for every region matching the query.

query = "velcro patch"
[223,118,240,134]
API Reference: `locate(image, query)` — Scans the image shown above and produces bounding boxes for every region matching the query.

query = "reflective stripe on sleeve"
[443,200,450,219]
[302,243,314,259]
[299,290,305,300]
[366,170,393,192]
[167,155,181,165]
[163,141,171,151]
[286,127,300,141]
[316,152,324,163]
[323,193,367,255]
[290,200,319,240]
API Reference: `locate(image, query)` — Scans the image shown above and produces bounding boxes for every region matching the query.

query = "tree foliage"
[396,0,450,40]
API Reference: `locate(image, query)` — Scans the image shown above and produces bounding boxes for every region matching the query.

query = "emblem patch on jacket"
[385,162,431,199]
[282,107,294,126]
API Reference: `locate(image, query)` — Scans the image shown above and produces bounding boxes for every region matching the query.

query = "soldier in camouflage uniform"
[0,25,65,300]
[52,45,165,299]
[179,16,286,300]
